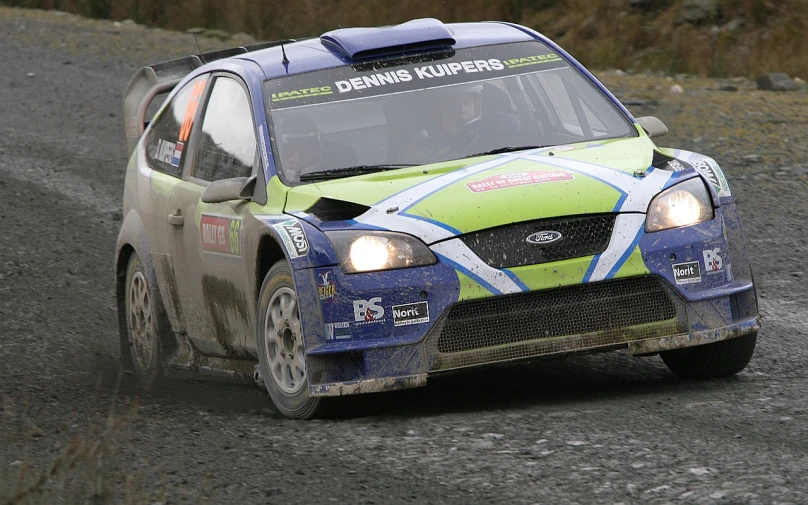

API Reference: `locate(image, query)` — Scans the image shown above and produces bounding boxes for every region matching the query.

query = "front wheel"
[661,331,757,379]
[256,260,322,419]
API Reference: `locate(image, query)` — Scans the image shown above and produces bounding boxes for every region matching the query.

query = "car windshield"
[263,41,636,185]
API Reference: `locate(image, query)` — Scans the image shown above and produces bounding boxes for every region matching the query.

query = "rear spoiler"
[123,40,296,156]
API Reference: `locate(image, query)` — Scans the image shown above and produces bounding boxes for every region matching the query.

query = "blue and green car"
[116,18,759,418]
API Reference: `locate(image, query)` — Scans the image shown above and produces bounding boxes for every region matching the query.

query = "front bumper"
[309,316,759,397]
[298,204,759,398]
[305,274,759,397]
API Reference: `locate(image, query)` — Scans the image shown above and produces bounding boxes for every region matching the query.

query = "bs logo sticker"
[703,248,723,272]
[352,298,384,323]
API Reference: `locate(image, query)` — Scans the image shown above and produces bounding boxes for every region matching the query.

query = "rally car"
[117,18,760,418]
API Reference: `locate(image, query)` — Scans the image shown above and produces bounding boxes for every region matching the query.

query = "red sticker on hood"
[465,170,573,193]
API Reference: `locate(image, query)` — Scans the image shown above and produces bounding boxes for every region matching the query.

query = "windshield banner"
[265,42,568,109]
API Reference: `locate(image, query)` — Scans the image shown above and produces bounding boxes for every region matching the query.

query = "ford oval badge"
[526,230,562,245]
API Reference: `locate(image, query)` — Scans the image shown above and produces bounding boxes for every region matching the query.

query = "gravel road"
[1,7,808,505]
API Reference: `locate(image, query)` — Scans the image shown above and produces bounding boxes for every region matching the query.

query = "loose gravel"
[1,7,808,505]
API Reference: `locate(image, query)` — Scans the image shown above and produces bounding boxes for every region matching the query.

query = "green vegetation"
[1,0,806,78]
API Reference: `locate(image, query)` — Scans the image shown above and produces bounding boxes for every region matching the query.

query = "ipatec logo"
[526,230,562,245]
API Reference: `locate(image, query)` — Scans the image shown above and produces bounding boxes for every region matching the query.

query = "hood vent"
[321,18,455,61]
[306,198,370,222]
[652,149,678,170]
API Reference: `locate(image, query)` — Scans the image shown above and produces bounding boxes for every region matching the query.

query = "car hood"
[285,136,674,242]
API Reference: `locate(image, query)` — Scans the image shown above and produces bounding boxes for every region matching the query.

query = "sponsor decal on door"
[200,214,241,256]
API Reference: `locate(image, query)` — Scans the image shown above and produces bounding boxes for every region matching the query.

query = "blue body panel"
[307,261,459,351]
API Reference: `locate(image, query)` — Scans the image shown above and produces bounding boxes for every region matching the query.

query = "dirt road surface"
[1,7,807,505]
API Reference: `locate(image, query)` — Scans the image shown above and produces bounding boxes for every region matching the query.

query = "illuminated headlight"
[645,178,714,232]
[326,230,437,273]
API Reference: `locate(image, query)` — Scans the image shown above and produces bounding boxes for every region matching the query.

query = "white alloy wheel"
[264,286,307,394]
[256,260,322,419]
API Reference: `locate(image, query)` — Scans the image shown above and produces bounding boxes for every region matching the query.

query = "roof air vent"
[320,18,455,61]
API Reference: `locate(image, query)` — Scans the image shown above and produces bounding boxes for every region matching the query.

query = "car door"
[167,74,259,358]
[140,74,210,336]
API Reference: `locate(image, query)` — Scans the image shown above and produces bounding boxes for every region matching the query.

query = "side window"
[194,77,256,182]
[145,75,208,177]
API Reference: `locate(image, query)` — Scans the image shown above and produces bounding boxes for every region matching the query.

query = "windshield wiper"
[299,164,414,181]
[461,145,551,159]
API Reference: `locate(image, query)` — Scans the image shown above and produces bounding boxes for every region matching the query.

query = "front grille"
[427,276,684,370]
[459,214,615,268]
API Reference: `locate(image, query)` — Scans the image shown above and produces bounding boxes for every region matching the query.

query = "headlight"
[325,230,437,273]
[645,178,714,232]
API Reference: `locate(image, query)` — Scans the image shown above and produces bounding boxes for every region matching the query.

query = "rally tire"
[661,331,757,379]
[256,260,322,420]
[123,252,165,389]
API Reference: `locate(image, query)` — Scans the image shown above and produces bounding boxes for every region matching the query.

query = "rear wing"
[123,41,294,155]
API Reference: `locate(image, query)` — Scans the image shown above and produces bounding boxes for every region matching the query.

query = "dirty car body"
[116,19,760,418]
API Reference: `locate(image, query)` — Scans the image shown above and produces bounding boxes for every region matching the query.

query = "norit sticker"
[672,261,701,285]
[392,301,429,327]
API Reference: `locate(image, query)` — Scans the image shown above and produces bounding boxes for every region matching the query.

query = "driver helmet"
[438,82,483,127]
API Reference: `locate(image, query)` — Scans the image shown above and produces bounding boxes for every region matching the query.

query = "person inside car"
[277,115,325,182]
[402,83,484,162]
[395,82,522,163]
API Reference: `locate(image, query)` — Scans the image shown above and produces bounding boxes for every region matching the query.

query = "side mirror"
[636,116,668,138]
[201,176,257,204]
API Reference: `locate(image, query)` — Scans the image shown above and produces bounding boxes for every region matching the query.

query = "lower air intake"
[427,276,684,370]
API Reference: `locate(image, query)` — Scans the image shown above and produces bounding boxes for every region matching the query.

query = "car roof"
[124,19,633,156]
[235,20,536,80]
